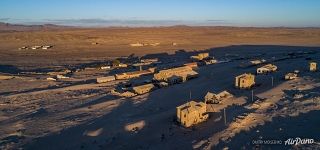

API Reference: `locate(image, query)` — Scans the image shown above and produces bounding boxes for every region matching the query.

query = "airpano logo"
[284,137,314,145]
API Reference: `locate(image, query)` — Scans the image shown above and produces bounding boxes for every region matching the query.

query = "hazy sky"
[1,0,320,27]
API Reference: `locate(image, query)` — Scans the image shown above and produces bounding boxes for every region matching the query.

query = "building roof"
[236,73,254,79]
[133,83,155,91]
[258,64,277,70]
[177,101,206,113]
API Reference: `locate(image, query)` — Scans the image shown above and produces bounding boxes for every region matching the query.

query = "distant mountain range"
[0,22,73,32]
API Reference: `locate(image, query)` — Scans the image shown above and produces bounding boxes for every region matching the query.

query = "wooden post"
[271,76,274,87]
[251,90,254,102]
[189,90,192,100]
[224,108,227,125]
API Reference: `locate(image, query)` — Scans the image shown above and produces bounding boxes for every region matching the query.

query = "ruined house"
[96,76,116,83]
[235,73,255,89]
[176,101,209,127]
[310,62,317,72]
[132,83,155,95]
[257,64,277,74]
[191,53,209,61]
[204,91,233,104]
[154,66,198,84]
[285,73,298,80]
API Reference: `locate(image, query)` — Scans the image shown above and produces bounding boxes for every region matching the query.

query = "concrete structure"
[118,63,128,68]
[183,62,198,68]
[132,84,155,95]
[140,58,159,63]
[115,70,150,80]
[56,74,69,79]
[115,69,154,80]
[235,73,255,89]
[285,73,298,80]
[130,43,144,47]
[154,66,198,84]
[120,91,137,97]
[31,46,42,50]
[149,43,160,46]
[191,53,209,61]
[204,58,217,65]
[205,91,233,104]
[100,66,111,70]
[176,101,208,127]
[250,59,266,65]
[18,46,28,50]
[42,45,53,50]
[96,76,116,83]
[310,62,317,72]
[257,64,277,74]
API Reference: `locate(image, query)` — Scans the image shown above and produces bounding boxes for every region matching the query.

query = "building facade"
[310,62,317,72]
[176,101,208,127]
[235,73,255,89]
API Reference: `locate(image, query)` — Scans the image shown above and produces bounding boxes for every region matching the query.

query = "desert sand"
[0,26,320,150]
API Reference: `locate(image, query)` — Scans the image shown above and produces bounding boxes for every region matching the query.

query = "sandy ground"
[0,27,320,150]
[1,26,320,70]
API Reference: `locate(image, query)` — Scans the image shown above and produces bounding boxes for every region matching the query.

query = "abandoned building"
[310,62,317,72]
[132,83,155,95]
[257,64,277,74]
[96,76,116,83]
[154,66,198,84]
[115,69,154,80]
[235,73,255,89]
[191,53,209,61]
[204,90,233,104]
[176,101,209,127]
[285,73,298,80]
